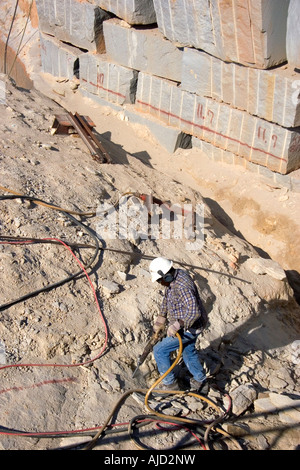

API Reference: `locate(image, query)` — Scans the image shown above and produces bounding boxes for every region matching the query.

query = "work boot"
[190,379,209,395]
[161,380,181,391]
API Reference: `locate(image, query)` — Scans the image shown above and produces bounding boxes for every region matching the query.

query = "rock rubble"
[0,76,299,450]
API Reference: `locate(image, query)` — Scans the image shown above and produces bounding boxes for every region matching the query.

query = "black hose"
[128,414,206,451]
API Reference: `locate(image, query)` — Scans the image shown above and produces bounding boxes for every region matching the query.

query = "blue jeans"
[153,332,206,385]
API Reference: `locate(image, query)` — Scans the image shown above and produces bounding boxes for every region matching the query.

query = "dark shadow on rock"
[203,197,272,260]
[93,130,154,168]
[203,197,245,240]
[199,300,300,393]
[285,270,300,305]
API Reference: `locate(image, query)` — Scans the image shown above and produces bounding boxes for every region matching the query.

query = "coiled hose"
[0,188,238,450]
[83,333,236,451]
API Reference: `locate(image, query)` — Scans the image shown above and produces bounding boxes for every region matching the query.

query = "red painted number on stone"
[97,72,104,86]
[197,104,214,124]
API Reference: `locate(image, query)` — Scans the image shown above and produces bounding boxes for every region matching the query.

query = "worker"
[149,257,209,394]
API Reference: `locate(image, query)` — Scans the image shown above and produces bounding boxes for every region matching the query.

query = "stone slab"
[79,88,190,153]
[181,48,300,129]
[94,0,156,25]
[36,0,111,52]
[124,107,192,153]
[153,0,289,69]
[80,52,138,105]
[287,0,300,70]
[136,72,300,174]
[103,18,183,82]
[40,33,82,80]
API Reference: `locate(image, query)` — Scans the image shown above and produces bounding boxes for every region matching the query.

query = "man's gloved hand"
[153,315,166,333]
[167,320,182,337]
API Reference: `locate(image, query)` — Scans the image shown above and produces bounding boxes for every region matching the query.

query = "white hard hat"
[149,257,173,282]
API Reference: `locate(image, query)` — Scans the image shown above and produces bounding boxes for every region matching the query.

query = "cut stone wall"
[80,51,138,105]
[153,0,290,69]
[36,0,112,52]
[94,0,156,25]
[136,72,300,175]
[35,0,300,177]
[103,18,183,82]
[40,33,81,80]
[286,0,300,70]
[181,48,300,129]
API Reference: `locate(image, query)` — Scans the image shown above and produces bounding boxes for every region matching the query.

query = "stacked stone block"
[94,0,156,25]
[80,52,138,105]
[286,0,300,70]
[181,48,300,129]
[36,0,112,52]
[136,72,300,175]
[36,0,300,177]
[40,32,82,80]
[153,0,289,69]
[103,18,183,82]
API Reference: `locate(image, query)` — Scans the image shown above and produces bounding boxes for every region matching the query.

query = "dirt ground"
[0,70,300,453]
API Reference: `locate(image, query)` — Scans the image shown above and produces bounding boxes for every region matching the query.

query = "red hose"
[0,237,108,370]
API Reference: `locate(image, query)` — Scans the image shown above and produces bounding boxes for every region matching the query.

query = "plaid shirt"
[160,269,205,329]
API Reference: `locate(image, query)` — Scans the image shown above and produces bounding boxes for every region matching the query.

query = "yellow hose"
[0,188,239,450]
[144,333,222,425]
[0,185,96,217]
[0,186,139,218]
[83,333,234,451]
[133,333,236,450]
